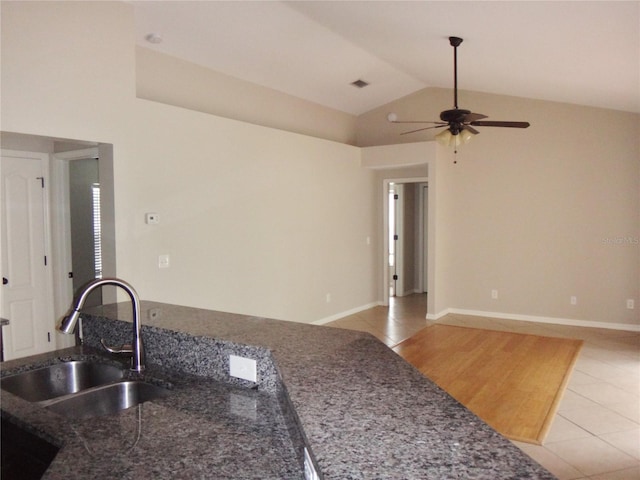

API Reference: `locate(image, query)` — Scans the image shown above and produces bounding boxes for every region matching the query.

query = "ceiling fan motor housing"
[440,109,471,122]
[440,108,470,134]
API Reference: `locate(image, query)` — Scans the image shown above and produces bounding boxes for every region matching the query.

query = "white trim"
[312,302,381,325]
[366,162,428,170]
[418,183,428,294]
[49,155,72,315]
[393,184,405,298]
[428,308,640,332]
[54,147,99,161]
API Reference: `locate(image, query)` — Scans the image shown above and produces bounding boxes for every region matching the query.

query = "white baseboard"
[429,308,640,332]
[313,302,382,325]
[315,302,639,333]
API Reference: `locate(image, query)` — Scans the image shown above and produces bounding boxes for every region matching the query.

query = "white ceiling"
[132,1,640,115]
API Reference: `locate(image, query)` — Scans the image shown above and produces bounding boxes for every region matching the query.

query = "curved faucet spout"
[59,278,145,372]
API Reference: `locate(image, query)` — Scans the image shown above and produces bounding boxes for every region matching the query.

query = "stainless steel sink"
[45,381,170,419]
[1,361,124,402]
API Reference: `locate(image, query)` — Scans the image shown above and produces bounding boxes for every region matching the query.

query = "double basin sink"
[1,360,169,419]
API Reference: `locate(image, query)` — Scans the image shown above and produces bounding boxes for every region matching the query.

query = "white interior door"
[1,152,55,360]
[388,187,399,297]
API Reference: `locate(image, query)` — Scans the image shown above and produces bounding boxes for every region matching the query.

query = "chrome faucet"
[59,278,145,372]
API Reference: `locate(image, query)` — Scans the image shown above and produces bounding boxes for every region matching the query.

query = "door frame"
[418,183,428,293]
[382,176,430,308]
[51,148,99,309]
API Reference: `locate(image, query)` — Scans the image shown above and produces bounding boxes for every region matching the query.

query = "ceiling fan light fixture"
[435,129,453,146]
[435,128,475,148]
[459,128,475,144]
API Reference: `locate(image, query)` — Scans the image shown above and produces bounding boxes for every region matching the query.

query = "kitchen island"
[1,301,556,479]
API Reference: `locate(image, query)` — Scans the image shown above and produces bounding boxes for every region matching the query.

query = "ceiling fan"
[388,36,530,149]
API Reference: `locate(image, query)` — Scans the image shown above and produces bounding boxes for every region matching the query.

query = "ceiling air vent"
[351,79,369,88]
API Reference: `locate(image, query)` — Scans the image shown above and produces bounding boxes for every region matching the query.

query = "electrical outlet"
[491,289,498,300]
[158,254,170,268]
[326,293,331,303]
[229,355,257,382]
[627,299,635,310]
[570,296,577,305]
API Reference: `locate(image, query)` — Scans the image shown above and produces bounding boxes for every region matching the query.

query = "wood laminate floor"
[393,323,582,444]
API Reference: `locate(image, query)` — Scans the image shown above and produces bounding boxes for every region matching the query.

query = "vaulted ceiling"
[132,1,640,115]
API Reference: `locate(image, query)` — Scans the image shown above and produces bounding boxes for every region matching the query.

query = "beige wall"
[0,2,135,141]
[2,1,638,329]
[126,100,377,322]
[137,47,358,146]
[359,88,640,328]
[1,1,377,323]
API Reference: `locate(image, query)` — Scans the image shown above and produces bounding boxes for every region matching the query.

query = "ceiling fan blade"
[391,121,447,125]
[470,121,530,128]
[463,112,488,123]
[400,125,449,135]
[462,125,480,135]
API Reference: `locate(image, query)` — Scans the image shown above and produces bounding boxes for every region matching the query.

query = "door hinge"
[47,332,51,342]
[393,274,398,280]
[44,256,47,266]
[36,176,45,188]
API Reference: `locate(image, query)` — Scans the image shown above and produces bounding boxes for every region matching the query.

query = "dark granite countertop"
[1,348,303,479]
[1,301,556,479]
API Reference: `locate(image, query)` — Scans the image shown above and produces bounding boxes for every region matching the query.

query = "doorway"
[68,154,102,306]
[382,177,429,307]
[1,133,116,357]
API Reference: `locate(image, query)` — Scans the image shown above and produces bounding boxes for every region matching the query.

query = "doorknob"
[2,277,7,285]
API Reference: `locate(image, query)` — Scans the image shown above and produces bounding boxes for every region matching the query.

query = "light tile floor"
[325,294,640,480]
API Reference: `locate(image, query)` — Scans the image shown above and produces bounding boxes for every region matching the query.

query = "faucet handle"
[100,339,133,355]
